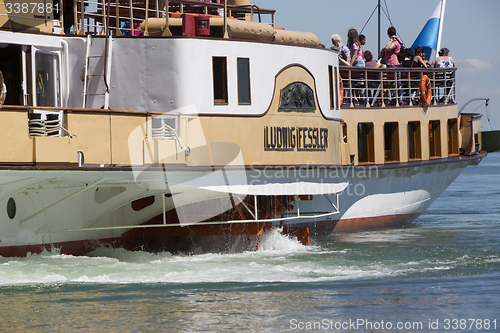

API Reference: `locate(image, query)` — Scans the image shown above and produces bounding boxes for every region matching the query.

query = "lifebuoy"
[420,75,432,107]
[339,74,344,106]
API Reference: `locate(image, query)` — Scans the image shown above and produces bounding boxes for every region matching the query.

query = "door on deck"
[0,44,23,106]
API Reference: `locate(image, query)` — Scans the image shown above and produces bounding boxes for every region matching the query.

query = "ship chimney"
[228,0,250,5]
[228,0,252,21]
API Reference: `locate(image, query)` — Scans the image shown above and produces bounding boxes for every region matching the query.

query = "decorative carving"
[278,82,316,112]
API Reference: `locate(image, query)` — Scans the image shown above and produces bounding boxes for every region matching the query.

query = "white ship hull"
[0,154,482,256]
[0,1,486,256]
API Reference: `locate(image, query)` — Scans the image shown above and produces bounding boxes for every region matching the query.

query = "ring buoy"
[339,74,344,105]
[420,75,432,107]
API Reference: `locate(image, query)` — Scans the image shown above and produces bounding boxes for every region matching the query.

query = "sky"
[252,0,500,131]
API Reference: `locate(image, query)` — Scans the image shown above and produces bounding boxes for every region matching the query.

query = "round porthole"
[7,198,16,219]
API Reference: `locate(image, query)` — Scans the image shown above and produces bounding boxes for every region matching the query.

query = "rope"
[359,2,406,47]
[360,5,378,34]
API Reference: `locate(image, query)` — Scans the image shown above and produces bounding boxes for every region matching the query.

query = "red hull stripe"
[0,238,122,258]
[0,214,421,257]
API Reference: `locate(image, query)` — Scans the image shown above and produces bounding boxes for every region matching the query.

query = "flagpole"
[436,0,446,54]
[378,0,381,56]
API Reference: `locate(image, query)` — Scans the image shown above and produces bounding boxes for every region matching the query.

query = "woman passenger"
[331,34,351,66]
[384,26,402,68]
[432,48,455,68]
[411,46,431,68]
[347,29,365,67]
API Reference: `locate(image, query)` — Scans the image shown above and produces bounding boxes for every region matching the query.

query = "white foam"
[0,228,476,286]
[256,227,310,253]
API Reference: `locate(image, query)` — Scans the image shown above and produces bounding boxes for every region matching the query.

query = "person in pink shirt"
[384,26,402,68]
[347,28,365,67]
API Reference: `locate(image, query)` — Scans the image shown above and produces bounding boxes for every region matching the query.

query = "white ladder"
[82,34,113,109]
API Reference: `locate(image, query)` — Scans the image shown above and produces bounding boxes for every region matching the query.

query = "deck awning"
[200,181,349,196]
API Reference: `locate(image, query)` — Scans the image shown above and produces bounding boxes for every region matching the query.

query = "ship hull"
[0,153,484,257]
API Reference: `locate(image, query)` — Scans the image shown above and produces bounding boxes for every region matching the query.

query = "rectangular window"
[35,52,60,107]
[358,122,374,163]
[429,120,441,158]
[213,56,228,104]
[384,122,400,162]
[447,118,459,155]
[408,121,422,160]
[328,65,334,109]
[237,58,251,104]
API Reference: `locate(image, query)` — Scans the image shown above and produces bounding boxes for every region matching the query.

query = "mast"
[436,0,446,54]
[378,0,380,55]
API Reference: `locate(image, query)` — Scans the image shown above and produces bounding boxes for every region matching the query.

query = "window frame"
[212,56,228,105]
[237,57,251,105]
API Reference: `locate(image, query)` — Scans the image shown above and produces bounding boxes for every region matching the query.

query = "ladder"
[82,34,113,109]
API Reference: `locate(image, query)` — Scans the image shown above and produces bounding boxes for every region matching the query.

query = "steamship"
[0,0,485,256]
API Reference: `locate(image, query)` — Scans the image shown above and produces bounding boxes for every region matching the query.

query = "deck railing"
[339,67,456,108]
[70,0,275,36]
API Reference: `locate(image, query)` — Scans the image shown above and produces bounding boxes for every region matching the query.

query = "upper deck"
[0,0,319,44]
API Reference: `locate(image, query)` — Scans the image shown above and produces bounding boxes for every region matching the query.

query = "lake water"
[1,153,499,332]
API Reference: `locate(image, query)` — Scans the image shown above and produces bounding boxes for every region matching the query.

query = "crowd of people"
[331,27,455,70]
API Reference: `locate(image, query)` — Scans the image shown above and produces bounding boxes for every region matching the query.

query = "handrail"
[71,0,276,36]
[339,67,457,108]
[458,98,489,115]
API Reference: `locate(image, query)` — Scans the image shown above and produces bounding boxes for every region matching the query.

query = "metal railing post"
[162,0,172,36]
[144,0,149,36]
[115,0,122,36]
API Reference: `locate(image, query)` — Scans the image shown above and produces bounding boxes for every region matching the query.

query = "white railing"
[69,0,275,36]
[339,67,457,108]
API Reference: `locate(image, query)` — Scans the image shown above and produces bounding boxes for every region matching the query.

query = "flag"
[411,0,446,60]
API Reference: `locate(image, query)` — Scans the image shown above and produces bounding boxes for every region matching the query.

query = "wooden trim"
[0,151,485,173]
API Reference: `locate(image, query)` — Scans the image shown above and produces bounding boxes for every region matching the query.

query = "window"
[213,56,228,104]
[35,52,60,107]
[429,120,441,158]
[447,118,459,155]
[384,122,400,162]
[408,121,422,160]
[328,65,334,109]
[237,58,251,104]
[358,122,374,163]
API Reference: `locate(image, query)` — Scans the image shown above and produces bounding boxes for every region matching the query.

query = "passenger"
[384,26,402,68]
[347,28,365,67]
[0,71,6,108]
[401,48,414,68]
[411,46,431,68]
[422,51,432,66]
[364,51,379,68]
[359,34,366,60]
[331,34,351,67]
[432,48,456,102]
[432,47,455,68]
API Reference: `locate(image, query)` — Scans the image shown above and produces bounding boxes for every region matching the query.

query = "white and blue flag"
[411,0,446,60]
